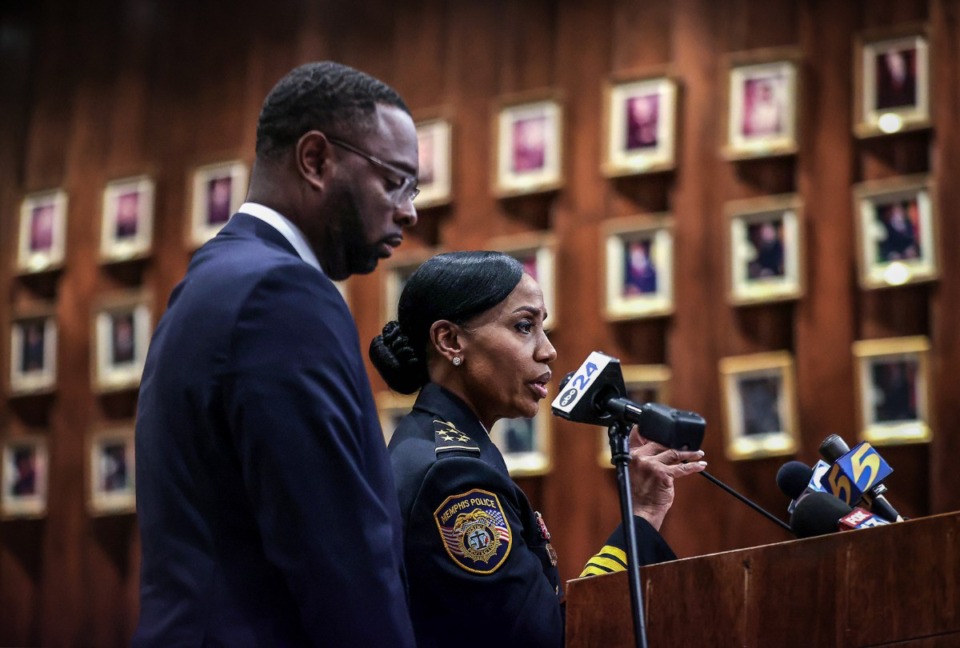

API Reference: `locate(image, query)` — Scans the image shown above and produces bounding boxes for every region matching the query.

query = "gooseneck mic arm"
[607,420,649,648]
[699,471,793,533]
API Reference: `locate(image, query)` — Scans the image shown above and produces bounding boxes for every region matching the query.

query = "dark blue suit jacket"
[133,214,415,647]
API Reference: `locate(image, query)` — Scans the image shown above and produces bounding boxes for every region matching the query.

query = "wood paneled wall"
[1,0,957,645]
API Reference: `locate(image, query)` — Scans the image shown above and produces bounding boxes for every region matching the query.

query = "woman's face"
[458,274,557,428]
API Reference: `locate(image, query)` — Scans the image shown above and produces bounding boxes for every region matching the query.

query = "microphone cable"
[698,470,793,533]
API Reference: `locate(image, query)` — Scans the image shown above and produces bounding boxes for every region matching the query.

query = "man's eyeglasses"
[327,137,420,207]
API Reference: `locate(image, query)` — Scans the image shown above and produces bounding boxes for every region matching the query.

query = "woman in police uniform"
[370,251,705,648]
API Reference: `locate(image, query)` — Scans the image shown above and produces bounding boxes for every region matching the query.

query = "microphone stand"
[607,420,648,648]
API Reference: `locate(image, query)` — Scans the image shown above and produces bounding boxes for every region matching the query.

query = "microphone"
[818,435,903,522]
[551,352,705,450]
[790,492,891,538]
[554,353,791,534]
[775,459,830,514]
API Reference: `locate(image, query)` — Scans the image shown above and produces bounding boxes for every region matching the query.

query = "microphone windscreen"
[790,492,853,538]
[776,461,813,500]
[819,434,850,462]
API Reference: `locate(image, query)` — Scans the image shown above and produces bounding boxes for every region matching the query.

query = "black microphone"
[818,435,903,522]
[790,492,855,538]
[551,352,704,450]
[775,459,832,515]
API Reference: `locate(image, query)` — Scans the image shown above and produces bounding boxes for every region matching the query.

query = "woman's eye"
[515,320,534,334]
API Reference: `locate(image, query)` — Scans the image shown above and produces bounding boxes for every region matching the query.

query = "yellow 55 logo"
[822,442,886,505]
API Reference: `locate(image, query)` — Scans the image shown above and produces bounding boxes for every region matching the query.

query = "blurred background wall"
[1,0,958,645]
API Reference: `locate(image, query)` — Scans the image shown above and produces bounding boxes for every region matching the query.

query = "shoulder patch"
[434,488,512,574]
[433,419,480,457]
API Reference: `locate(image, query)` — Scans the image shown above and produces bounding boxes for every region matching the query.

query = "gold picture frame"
[91,291,152,393]
[492,91,564,198]
[8,305,57,397]
[16,189,68,275]
[853,336,932,446]
[719,351,799,461]
[601,214,674,321]
[189,160,248,248]
[723,48,801,160]
[100,175,155,263]
[725,194,804,306]
[602,70,679,177]
[854,24,931,138]
[487,231,558,330]
[852,175,937,290]
[87,426,136,515]
[414,113,454,209]
[1,434,48,519]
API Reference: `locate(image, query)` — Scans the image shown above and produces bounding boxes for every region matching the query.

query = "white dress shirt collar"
[238,202,322,273]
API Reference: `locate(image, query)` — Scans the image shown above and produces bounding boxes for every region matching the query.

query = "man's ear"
[296,131,330,191]
[430,320,464,363]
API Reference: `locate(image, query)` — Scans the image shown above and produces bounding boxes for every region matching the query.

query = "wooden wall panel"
[0,0,956,645]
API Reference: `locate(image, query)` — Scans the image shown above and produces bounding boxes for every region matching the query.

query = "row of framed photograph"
[8,292,149,397]
[413,24,931,204]
[376,335,932,478]
[0,426,135,519]
[14,162,247,275]
[380,174,937,328]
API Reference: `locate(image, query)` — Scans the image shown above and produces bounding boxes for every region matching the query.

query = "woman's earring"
[452,356,462,367]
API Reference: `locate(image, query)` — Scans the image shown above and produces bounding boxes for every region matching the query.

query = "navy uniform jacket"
[389,383,674,648]
[133,213,415,647]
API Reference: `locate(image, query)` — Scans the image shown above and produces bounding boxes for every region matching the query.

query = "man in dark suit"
[133,62,420,647]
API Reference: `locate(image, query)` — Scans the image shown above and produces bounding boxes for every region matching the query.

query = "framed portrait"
[854,26,931,138]
[490,406,551,477]
[87,427,136,515]
[414,116,453,209]
[725,194,804,306]
[601,214,674,321]
[488,232,558,330]
[16,189,68,274]
[377,392,416,444]
[92,292,151,393]
[492,92,563,198]
[100,175,155,263]
[1,435,48,519]
[9,308,57,396]
[853,337,932,446]
[189,160,248,247]
[723,50,800,160]
[381,248,436,325]
[598,364,672,467]
[602,72,679,177]
[853,175,937,290]
[719,351,799,460]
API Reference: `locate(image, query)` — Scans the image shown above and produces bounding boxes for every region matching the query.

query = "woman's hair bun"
[368,321,428,394]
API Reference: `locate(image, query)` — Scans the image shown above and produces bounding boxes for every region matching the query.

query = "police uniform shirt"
[389,383,675,648]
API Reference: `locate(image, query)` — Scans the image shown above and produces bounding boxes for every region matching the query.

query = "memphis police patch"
[434,488,512,574]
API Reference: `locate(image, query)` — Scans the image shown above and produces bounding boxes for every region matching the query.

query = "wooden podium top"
[565,511,960,648]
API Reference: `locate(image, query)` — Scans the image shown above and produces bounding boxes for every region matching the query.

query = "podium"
[565,511,960,647]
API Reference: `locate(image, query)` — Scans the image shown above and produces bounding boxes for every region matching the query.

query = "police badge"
[434,488,512,574]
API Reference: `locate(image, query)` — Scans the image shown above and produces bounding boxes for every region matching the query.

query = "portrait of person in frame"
[206,174,234,226]
[623,237,658,296]
[88,429,136,515]
[114,190,141,240]
[19,319,47,374]
[10,313,57,396]
[874,198,921,263]
[869,357,919,425]
[875,44,918,111]
[29,203,56,253]
[625,92,660,151]
[100,440,131,492]
[746,219,786,280]
[741,73,786,138]
[111,311,137,367]
[417,126,437,186]
[501,417,536,454]
[511,113,548,173]
[738,375,783,436]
